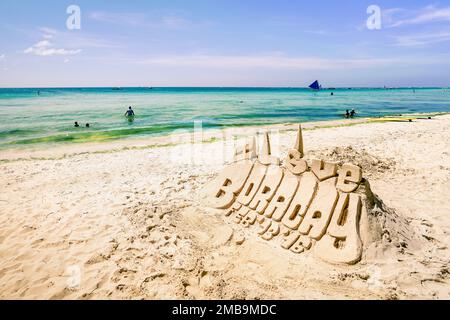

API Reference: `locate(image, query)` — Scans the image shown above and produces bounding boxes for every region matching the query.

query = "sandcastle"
[203,125,371,265]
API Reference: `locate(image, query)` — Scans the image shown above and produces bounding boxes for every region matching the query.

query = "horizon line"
[1,86,448,90]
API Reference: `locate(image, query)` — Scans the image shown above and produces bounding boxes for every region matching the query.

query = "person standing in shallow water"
[124,106,135,117]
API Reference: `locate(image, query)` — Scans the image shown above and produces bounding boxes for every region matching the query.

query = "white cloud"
[37,26,116,49]
[34,40,51,48]
[390,5,450,27]
[24,35,82,56]
[23,33,81,57]
[39,27,59,35]
[393,31,450,47]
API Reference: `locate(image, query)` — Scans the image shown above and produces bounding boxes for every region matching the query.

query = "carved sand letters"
[234,137,257,162]
[237,163,268,206]
[315,193,363,264]
[298,178,338,239]
[311,159,338,181]
[204,161,254,209]
[203,125,366,265]
[259,131,280,165]
[337,163,362,193]
[265,172,299,220]
[280,172,317,228]
[249,166,284,213]
[285,150,308,175]
[285,125,307,175]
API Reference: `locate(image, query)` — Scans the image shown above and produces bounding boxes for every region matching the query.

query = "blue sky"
[0,0,449,87]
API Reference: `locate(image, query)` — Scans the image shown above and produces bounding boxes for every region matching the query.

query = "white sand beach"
[0,115,449,300]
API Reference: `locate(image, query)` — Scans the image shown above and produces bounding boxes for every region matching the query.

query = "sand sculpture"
[203,125,367,265]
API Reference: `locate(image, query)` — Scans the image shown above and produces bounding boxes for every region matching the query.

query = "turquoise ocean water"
[0,87,449,148]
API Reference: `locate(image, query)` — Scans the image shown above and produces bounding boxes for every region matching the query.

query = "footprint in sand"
[184,270,215,299]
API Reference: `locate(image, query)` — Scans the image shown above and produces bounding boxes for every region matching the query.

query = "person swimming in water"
[350,109,356,118]
[124,106,135,117]
[74,121,80,127]
[345,110,350,118]
[85,123,90,128]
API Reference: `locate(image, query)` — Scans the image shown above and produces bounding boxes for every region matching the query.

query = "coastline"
[1,111,448,163]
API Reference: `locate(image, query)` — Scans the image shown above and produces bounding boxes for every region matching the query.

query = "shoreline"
[1,111,448,163]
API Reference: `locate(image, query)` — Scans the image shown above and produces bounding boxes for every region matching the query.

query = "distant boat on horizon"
[309,80,321,91]
[112,87,122,91]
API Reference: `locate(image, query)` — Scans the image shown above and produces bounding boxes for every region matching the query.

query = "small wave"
[6,123,193,145]
[0,128,40,137]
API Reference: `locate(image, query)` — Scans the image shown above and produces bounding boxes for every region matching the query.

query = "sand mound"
[356,180,423,261]
[200,127,426,267]
[202,164,422,266]
[308,146,397,179]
